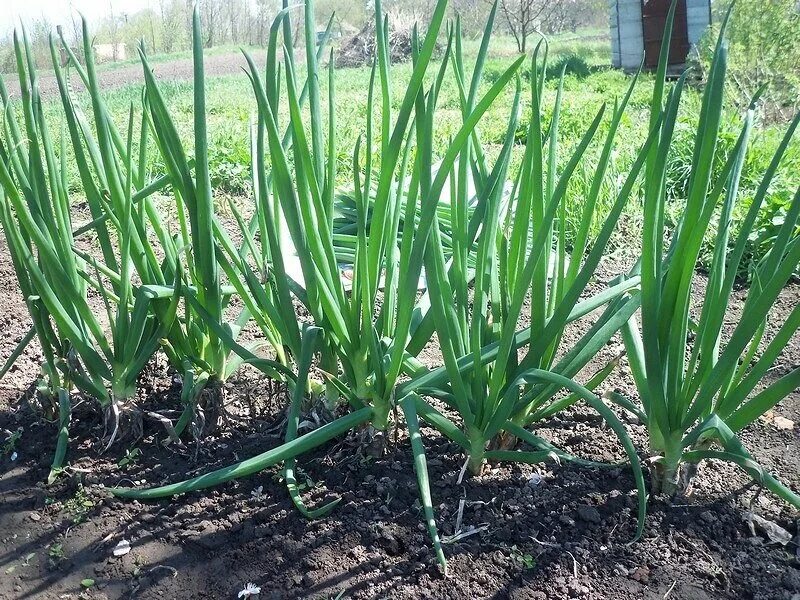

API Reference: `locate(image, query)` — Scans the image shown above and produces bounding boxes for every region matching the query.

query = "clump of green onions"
[108,0,654,573]
[617,4,800,505]
[0,22,180,478]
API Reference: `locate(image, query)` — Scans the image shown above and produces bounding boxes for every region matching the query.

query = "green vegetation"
[118,447,142,469]
[32,30,796,276]
[618,4,800,503]
[700,0,800,120]
[1,427,21,457]
[0,0,797,578]
[47,543,64,562]
[64,484,94,524]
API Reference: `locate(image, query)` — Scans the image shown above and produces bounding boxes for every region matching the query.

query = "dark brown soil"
[0,227,799,600]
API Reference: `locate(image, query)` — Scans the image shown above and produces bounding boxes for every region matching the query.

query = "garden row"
[0,0,798,574]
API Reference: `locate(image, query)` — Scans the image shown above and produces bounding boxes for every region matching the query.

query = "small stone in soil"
[559,514,576,527]
[568,582,590,597]
[700,510,716,523]
[629,566,650,584]
[527,473,544,487]
[576,505,602,524]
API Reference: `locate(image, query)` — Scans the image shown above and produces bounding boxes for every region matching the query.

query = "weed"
[64,485,94,524]
[511,545,536,569]
[118,447,142,470]
[2,427,21,457]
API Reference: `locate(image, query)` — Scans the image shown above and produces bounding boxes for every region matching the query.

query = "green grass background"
[17,31,800,272]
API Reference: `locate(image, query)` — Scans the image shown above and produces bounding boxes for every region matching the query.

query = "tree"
[543,0,605,35]
[200,0,221,47]
[702,0,800,120]
[496,0,604,51]
[450,0,493,36]
[119,9,160,54]
[496,0,547,53]
[158,0,189,53]
[316,0,368,37]
[0,16,52,71]
[108,1,120,59]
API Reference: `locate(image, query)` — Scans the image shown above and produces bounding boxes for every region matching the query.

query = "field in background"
[9,29,800,272]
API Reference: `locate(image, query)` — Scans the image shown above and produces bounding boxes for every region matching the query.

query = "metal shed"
[610,0,711,71]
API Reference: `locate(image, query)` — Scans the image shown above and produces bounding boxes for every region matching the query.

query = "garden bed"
[1,231,798,600]
[1,3,799,597]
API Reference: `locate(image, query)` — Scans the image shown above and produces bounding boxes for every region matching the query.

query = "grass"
[29,31,795,269]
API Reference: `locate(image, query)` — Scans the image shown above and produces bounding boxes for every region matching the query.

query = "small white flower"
[10,451,17,461]
[250,486,264,502]
[238,582,261,598]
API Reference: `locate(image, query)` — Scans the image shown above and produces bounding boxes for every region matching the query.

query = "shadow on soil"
[0,372,798,599]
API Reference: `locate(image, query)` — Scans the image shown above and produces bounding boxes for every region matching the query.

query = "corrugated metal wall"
[610,0,710,70]
[686,0,711,47]
[611,0,645,70]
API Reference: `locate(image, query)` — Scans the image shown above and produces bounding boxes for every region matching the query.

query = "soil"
[2,51,266,100]
[0,216,799,599]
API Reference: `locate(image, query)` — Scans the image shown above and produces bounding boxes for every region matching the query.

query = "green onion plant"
[110,0,653,572]
[404,14,652,484]
[135,6,338,436]
[618,4,800,505]
[0,25,180,477]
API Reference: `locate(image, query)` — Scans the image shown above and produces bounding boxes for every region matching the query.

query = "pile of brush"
[336,14,433,68]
